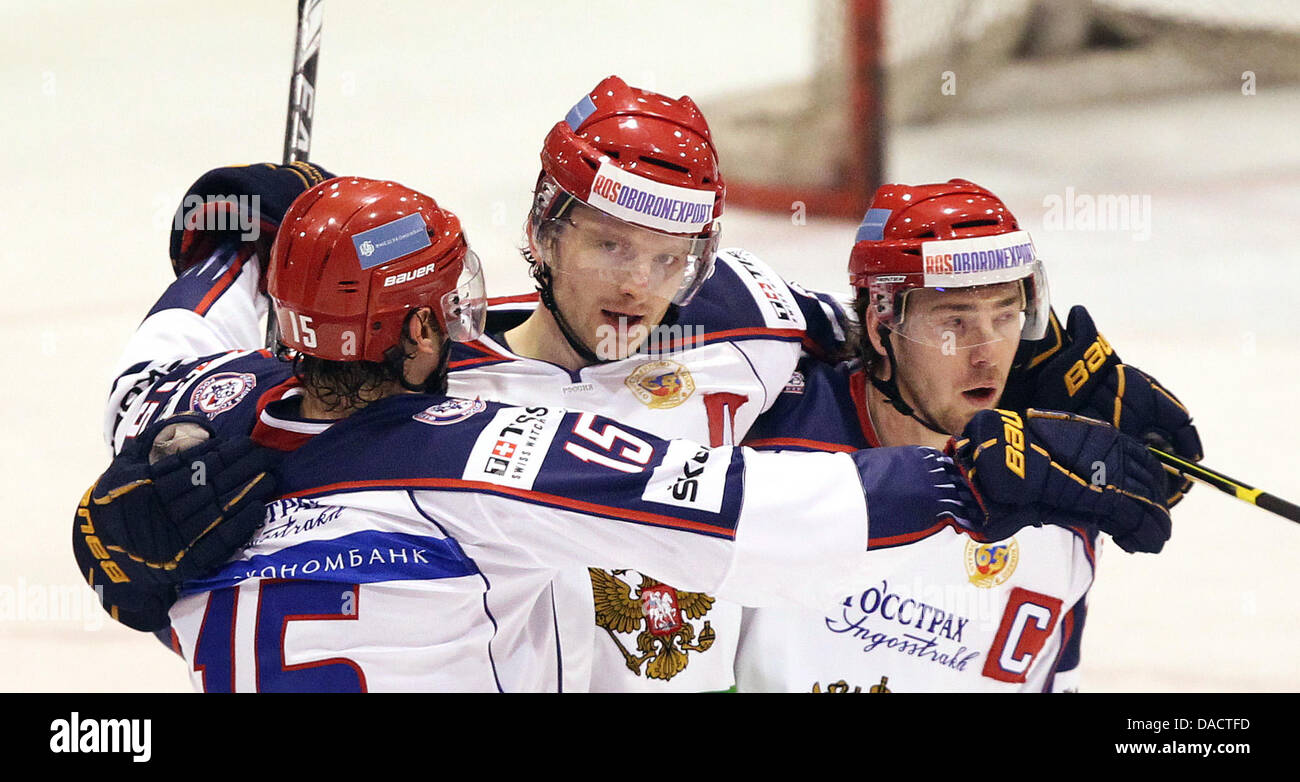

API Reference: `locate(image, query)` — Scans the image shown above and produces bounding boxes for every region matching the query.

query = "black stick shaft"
[1149,447,1300,524]
[268,0,323,348]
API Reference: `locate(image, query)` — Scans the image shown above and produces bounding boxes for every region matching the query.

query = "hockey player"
[735,179,1202,692]
[442,76,850,691]
[75,175,1173,691]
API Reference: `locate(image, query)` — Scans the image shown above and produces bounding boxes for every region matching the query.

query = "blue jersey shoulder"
[676,249,805,338]
[743,356,869,452]
[127,351,292,444]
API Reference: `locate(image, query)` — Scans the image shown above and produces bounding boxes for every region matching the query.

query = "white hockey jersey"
[444,248,848,691]
[104,244,915,685]
[138,372,882,692]
[737,356,1098,692]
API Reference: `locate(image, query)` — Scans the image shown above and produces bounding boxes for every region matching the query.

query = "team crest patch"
[783,370,806,395]
[190,372,256,418]
[964,538,1020,588]
[590,569,716,681]
[624,360,695,409]
[413,397,487,426]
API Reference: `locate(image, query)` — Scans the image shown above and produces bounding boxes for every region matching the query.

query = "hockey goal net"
[701,0,1300,219]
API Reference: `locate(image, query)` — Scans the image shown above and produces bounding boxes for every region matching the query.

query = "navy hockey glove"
[949,408,1172,553]
[1007,305,1202,506]
[72,416,278,630]
[169,161,335,277]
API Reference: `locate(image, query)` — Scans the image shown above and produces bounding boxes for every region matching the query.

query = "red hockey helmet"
[268,177,486,362]
[848,179,1049,347]
[528,75,725,308]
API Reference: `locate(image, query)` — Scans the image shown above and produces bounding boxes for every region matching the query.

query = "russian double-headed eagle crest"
[589,568,716,680]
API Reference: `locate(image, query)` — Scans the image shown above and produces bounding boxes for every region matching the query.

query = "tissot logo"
[49,712,151,762]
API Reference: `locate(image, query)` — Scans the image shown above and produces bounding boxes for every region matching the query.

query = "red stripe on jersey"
[848,369,883,448]
[488,293,539,306]
[194,246,252,316]
[801,334,832,362]
[255,377,301,414]
[1043,606,1079,692]
[251,422,317,453]
[743,437,856,453]
[250,378,321,452]
[868,517,971,549]
[278,478,738,539]
[653,326,804,352]
[1066,525,1096,568]
[449,339,511,370]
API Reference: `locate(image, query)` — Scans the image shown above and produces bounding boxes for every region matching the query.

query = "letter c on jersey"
[982,587,1063,684]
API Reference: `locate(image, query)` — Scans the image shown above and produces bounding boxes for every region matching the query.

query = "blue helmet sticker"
[352,213,432,270]
[564,94,598,131]
[855,208,892,243]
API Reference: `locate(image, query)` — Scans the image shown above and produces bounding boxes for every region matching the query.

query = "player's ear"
[864,308,889,357]
[405,307,442,356]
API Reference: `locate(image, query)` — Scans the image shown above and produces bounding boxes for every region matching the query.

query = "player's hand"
[948,408,1172,553]
[74,414,278,590]
[169,161,335,277]
[1015,305,1202,506]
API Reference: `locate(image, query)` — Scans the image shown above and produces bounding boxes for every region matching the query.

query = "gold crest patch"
[964,537,1020,588]
[589,568,715,681]
[624,360,695,410]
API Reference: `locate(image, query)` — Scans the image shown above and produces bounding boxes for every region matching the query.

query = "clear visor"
[883,261,1049,352]
[439,248,488,342]
[538,194,718,310]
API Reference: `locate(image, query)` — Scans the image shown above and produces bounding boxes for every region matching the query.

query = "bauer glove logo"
[1064,331,1115,397]
[999,409,1027,479]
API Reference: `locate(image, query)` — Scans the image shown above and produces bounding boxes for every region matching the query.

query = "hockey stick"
[266,0,324,348]
[1149,447,1300,523]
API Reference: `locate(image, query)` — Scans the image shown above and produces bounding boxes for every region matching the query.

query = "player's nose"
[617,257,654,295]
[967,319,1000,366]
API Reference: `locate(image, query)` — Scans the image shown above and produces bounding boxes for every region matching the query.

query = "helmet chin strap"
[536,264,610,366]
[867,328,957,439]
[536,263,684,366]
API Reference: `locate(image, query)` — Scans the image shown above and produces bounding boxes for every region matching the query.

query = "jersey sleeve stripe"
[1065,524,1097,569]
[1043,600,1082,691]
[650,326,805,354]
[449,355,514,370]
[742,437,857,453]
[868,517,971,549]
[448,340,511,370]
[278,478,740,539]
[194,246,253,316]
[487,293,539,306]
